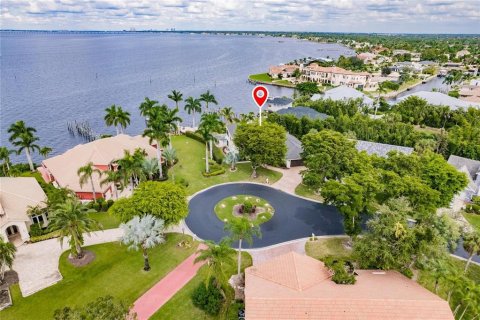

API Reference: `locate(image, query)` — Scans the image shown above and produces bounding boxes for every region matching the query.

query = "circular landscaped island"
[214,195,275,225]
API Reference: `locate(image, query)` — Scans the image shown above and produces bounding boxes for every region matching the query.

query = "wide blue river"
[1,31,353,162]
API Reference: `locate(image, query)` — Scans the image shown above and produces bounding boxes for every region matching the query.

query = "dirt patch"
[68,250,96,267]
[0,270,19,290]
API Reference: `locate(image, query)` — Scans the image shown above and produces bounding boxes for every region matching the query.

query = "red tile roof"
[245,252,454,320]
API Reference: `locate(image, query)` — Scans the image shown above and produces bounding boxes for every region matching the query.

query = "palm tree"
[194,239,235,288]
[143,107,169,179]
[8,121,40,171]
[163,107,182,147]
[375,82,387,116]
[0,237,16,283]
[200,90,218,111]
[221,107,236,124]
[48,199,100,259]
[141,158,159,181]
[39,146,53,159]
[224,147,239,171]
[116,107,131,134]
[463,231,480,273]
[100,169,123,199]
[198,113,225,160]
[225,218,261,276]
[163,146,177,181]
[197,125,215,173]
[184,97,202,128]
[139,97,159,120]
[168,90,183,111]
[104,105,130,134]
[0,147,13,176]
[428,258,452,294]
[77,162,102,201]
[116,149,146,188]
[121,215,165,271]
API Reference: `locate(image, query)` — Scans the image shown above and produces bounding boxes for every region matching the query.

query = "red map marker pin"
[252,86,269,108]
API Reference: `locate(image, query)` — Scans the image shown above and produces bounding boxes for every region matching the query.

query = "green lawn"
[88,211,121,230]
[214,195,274,225]
[171,135,282,195]
[295,183,324,202]
[463,212,480,233]
[249,73,273,82]
[305,237,351,261]
[151,252,252,320]
[2,233,197,320]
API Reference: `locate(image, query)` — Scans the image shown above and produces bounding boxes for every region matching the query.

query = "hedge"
[30,230,61,243]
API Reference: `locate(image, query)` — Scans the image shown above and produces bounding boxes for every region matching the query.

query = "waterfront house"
[268,64,298,79]
[355,140,414,157]
[315,85,374,108]
[356,52,377,64]
[302,63,377,91]
[39,134,158,200]
[276,106,328,120]
[397,91,480,111]
[447,155,480,210]
[0,177,47,246]
[245,252,454,320]
[265,96,293,112]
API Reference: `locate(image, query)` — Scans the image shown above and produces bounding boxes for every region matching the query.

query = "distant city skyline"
[1,0,479,34]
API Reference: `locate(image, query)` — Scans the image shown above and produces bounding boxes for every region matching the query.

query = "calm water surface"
[1,32,353,162]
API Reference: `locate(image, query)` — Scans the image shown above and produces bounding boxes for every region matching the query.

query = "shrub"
[243,201,254,214]
[30,229,61,243]
[381,80,400,91]
[466,204,480,214]
[176,177,189,188]
[400,267,414,279]
[324,257,356,284]
[29,223,44,237]
[203,161,226,177]
[107,199,114,208]
[191,278,224,315]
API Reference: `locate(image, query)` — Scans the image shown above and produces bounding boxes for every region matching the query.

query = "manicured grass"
[463,212,480,233]
[171,135,282,195]
[2,233,197,320]
[249,73,273,82]
[305,237,351,261]
[295,183,324,202]
[214,195,274,225]
[151,252,252,320]
[88,211,121,230]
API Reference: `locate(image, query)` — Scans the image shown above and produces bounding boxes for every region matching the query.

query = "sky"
[1,0,479,34]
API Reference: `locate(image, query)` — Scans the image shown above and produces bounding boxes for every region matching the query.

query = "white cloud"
[1,0,479,33]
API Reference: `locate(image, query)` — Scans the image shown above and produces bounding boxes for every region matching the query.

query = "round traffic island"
[214,195,274,225]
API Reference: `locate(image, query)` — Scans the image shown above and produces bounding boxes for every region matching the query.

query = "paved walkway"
[13,228,123,296]
[268,165,305,195]
[131,245,206,320]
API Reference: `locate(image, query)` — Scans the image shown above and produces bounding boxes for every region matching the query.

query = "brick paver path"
[131,244,206,320]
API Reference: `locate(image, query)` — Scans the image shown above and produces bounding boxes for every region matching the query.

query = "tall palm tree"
[163,107,182,147]
[199,113,225,160]
[194,239,235,288]
[375,82,387,116]
[184,97,202,128]
[100,169,123,199]
[121,215,165,271]
[116,149,146,188]
[463,231,480,273]
[77,162,102,201]
[197,125,215,173]
[163,146,177,181]
[116,107,131,134]
[225,218,261,276]
[220,107,236,124]
[8,121,40,171]
[143,107,169,179]
[168,90,183,111]
[0,237,16,283]
[39,146,53,159]
[200,90,218,111]
[139,97,159,120]
[104,105,130,134]
[48,199,100,259]
[0,147,13,176]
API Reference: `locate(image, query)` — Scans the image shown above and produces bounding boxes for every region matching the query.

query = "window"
[31,214,44,224]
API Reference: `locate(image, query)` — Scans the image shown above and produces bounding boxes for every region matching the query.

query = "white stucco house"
[0,177,48,246]
[447,155,480,210]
